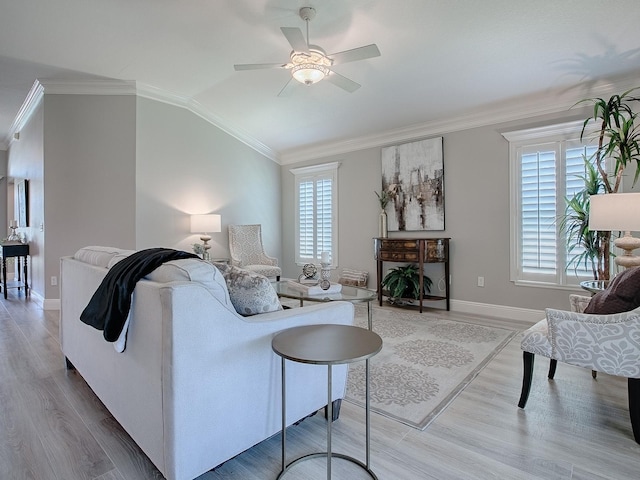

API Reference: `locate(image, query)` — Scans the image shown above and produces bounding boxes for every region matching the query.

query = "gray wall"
[44,94,137,300]
[7,93,280,304]
[0,149,7,238]
[135,97,282,260]
[281,108,600,314]
[7,102,45,297]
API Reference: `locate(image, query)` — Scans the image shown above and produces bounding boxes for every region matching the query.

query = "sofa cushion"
[145,259,232,307]
[214,263,282,316]
[74,246,132,268]
[107,251,135,268]
[584,266,640,315]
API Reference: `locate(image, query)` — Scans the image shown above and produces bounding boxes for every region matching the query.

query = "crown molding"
[135,83,279,163]
[38,79,137,95]
[278,74,640,165]
[5,79,45,149]
[5,74,637,163]
[4,78,279,162]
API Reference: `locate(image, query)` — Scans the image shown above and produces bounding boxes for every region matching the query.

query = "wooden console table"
[0,242,30,299]
[374,237,450,312]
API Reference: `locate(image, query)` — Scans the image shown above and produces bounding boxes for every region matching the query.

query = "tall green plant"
[577,88,640,194]
[569,87,640,280]
[560,158,605,279]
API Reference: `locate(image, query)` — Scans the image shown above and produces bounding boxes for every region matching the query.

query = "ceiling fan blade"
[325,71,361,93]
[277,77,297,97]
[280,27,309,53]
[234,62,287,71]
[329,44,381,65]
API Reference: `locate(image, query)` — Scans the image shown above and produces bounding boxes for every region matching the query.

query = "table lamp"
[589,193,640,268]
[190,214,221,260]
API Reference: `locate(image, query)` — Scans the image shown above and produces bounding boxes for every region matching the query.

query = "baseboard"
[451,299,542,325]
[43,298,61,311]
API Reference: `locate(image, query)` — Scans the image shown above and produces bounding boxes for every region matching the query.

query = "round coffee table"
[272,281,377,330]
[272,324,382,480]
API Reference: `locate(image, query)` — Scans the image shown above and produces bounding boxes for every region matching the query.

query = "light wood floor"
[1,290,639,480]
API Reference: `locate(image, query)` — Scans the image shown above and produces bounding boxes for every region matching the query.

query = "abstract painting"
[381,137,444,231]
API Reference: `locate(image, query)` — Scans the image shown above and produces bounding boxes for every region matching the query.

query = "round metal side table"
[272,324,383,480]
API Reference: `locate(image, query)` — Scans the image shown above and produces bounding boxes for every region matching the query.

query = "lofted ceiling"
[0,0,639,162]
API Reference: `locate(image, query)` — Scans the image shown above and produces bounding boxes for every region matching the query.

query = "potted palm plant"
[563,88,640,280]
[381,264,432,305]
[561,159,605,279]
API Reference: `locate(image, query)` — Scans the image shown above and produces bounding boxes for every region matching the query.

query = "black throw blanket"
[80,248,198,342]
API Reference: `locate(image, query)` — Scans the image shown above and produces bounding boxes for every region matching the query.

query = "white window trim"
[503,120,600,289]
[290,161,340,267]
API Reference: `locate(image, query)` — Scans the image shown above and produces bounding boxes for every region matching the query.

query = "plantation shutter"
[506,121,601,287]
[520,145,557,278]
[564,144,598,277]
[298,179,315,259]
[291,162,339,266]
[315,178,333,258]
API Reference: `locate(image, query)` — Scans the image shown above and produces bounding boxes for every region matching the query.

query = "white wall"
[135,97,282,260]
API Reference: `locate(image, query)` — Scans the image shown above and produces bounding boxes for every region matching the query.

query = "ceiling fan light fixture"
[291,63,329,85]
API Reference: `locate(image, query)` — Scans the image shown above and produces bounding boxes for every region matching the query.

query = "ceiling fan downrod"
[299,7,316,46]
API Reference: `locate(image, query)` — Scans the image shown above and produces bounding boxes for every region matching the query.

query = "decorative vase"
[320,262,331,290]
[379,209,388,238]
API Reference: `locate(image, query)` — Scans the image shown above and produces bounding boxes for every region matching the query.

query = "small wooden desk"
[0,242,30,299]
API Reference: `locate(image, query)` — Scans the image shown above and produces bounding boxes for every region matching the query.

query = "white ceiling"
[1,0,639,162]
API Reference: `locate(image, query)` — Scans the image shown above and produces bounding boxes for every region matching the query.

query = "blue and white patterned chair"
[518,293,640,443]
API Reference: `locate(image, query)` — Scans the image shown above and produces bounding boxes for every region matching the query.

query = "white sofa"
[60,246,355,480]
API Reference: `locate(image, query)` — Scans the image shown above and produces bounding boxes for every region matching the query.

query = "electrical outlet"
[477,276,485,287]
[51,276,57,286]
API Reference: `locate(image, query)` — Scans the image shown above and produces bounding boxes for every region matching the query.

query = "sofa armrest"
[159,284,355,479]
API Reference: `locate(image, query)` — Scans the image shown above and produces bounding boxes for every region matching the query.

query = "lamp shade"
[190,214,221,234]
[589,193,640,231]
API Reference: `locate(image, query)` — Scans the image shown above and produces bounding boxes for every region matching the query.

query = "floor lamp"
[589,193,640,268]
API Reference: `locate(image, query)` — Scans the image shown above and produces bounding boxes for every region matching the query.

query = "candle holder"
[320,262,331,290]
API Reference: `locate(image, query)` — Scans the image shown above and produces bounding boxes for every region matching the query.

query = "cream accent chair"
[228,224,281,280]
[518,293,640,443]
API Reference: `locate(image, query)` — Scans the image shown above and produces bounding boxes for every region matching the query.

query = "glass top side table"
[580,280,609,294]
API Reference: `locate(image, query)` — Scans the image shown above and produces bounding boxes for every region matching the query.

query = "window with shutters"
[290,162,339,266]
[504,121,599,288]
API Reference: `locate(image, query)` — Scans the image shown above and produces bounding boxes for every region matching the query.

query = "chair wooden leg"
[548,359,557,379]
[628,378,640,444]
[518,351,534,408]
[592,370,598,379]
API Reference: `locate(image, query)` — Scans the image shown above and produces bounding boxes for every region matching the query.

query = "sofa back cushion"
[144,259,232,307]
[74,246,134,268]
[74,246,232,308]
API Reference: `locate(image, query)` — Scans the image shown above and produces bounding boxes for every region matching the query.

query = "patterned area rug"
[346,304,518,430]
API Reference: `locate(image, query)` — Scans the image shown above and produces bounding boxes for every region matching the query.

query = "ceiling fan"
[234,6,381,96]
